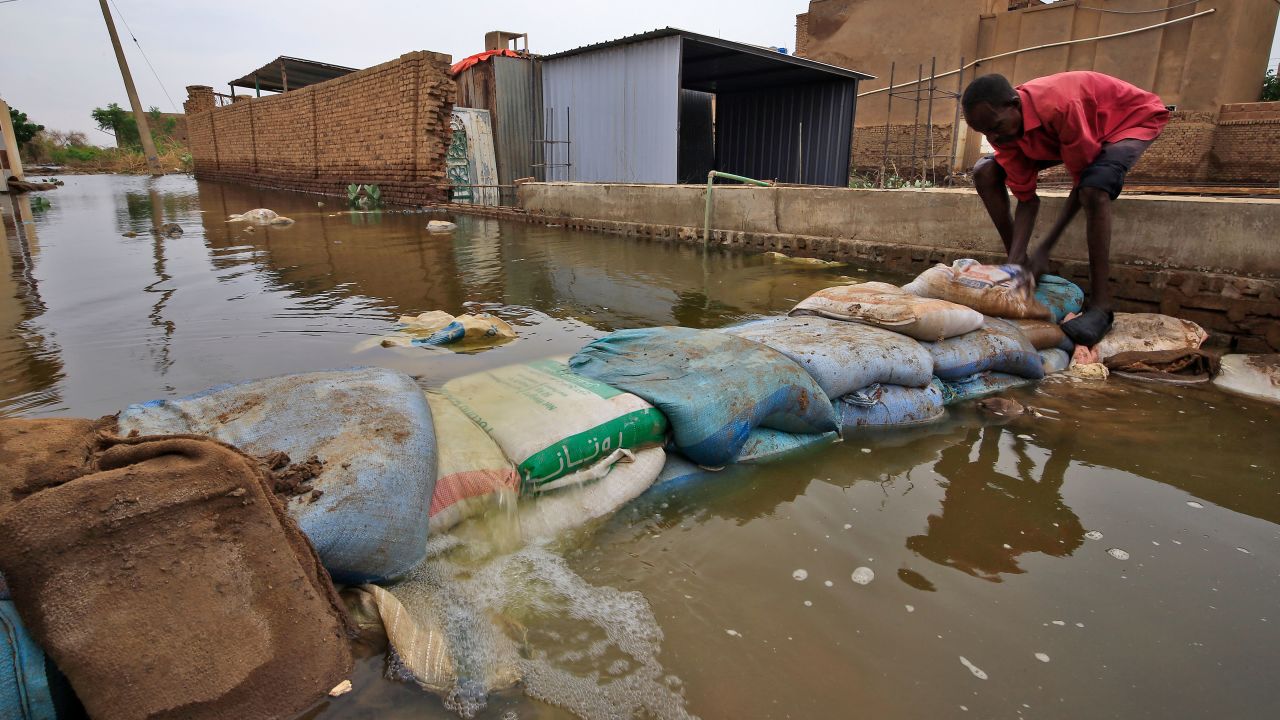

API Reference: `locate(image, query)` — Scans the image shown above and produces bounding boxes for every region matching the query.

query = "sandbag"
[1033,275,1085,323]
[441,359,668,490]
[1040,348,1071,374]
[790,282,983,341]
[903,259,1051,320]
[517,447,665,541]
[118,367,437,583]
[923,318,1045,381]
[736,429,838,464]
[569,327,839,467]
[1213,354,1280,404]
[1095,313,1208,360]
[1010,318,1071,351]
[1,601,55,720]
[722,315,933,398]
[654,454,714,488]
[938,372,1036,405]
[1104,349,1219,385]
[424,394,519,535]
[0,423,353,720]
[838,381,946,431]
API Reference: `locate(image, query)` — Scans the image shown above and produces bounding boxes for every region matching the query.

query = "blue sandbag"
[721,316,933,399]
[1,601,56,720]
[118,367,437,583]
[1034,275,1084,323]
[737,428,839,464]
[839,380,947,431]
[924,318,1045,381]
[938,371,1036,405]
[569,327,839,467]
[1040,348,1071,374]
[654,454,713,488]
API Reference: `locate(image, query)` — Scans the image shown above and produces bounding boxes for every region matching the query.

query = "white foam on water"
[792,569,808,581]
[1186,501,1204,509]
[959,656,988,680]
[803,600,813,607]
[725,629,741,637]
[1034,653,1050,663]
[1051,620,1065,626]
[851,567,875,585]
[1084,531,1104,541]
[843,523,852,530]
[824,580,834,588]
[1107,548,1130,560]
[905,605,915,613]
[1237,547,1252,554]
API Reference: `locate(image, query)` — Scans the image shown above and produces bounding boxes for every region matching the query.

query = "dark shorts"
[982,138,1154,200]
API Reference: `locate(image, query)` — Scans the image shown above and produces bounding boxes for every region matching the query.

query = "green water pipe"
[705,171,773,246]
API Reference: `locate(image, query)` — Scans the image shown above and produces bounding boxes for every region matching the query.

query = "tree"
[91,103,176,150]
[8,106,44,146]
[1264,69,1279,103]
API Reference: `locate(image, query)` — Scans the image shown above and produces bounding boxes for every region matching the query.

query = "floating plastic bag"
[736,429,838,464]
[903,259,1052,320]
[1032,275,1084,323]
[1213,354,1280,404]
[722,315,933,399]
[374,311,516,352]
[938,372,1036,405]
[118,367,437,583]
[1,601,56,720]
[1095,313,1208,360]
[923,318,1045,381]
[1040,348,1071,375]
[517,447,665,541]
[790,281,983,341]
[441,359,668,490]
[424,394,519,535]
[838,381,947,431]
[569,327,838,467]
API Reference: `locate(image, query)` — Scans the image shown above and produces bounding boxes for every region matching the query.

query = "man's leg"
[1078,186,1113,312]
[972,157,1014,256]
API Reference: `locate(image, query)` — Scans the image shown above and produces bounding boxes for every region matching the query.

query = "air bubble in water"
[792,569,808,581]
[851,567,875,585]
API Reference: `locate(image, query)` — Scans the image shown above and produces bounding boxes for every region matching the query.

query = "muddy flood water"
[3,175,1279,719]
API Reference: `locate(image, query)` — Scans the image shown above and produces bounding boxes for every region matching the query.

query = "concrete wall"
[511,182,1280,350]
[186,51,455,206]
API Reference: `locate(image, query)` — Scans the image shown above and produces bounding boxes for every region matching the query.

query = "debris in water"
[1186,501,1204,509]
[959,656,988,680]
[803,601,812,607]
[823,580,833,588]
[1034,653,1051,663]
[843,523,852,530]
[905,605,915,613]
[1107,548,1130,560]
[792,569,808,581]
[328,680,353,697]
[726,629,742,637]
[1084,530,1103,540]
[851,567,875,585]
[1236,547,1251,555]
[1052,620,1065,626]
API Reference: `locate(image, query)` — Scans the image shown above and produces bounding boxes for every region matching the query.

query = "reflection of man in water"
[907,426,1083,581]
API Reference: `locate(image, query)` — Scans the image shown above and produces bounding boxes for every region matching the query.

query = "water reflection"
[908,425,1084,581]
[0,194,64,415]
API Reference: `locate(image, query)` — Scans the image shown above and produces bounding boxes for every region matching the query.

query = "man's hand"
[1023,247,1051,279]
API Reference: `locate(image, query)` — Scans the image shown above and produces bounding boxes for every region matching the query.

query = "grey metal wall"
[541,35,681,183]
[716,80,858,186]
[492,56,542,187]
[677,89,714,184]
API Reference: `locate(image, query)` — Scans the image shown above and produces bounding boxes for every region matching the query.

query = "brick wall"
[851,124,954,181]
[1129,111,1218,183]
[186,51,455,206]
[1209,102,1280,185]
[795,13,811,58]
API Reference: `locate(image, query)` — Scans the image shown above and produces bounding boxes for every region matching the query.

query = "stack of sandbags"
[118,367,438,583]
[723,315,945,432]
[569,327,839,466]
[924,317,1046,403]
[0,419,353,720]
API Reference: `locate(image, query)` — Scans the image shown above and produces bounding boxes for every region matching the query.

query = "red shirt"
[993,71,1169,201]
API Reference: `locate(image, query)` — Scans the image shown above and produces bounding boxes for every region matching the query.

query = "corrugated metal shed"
[456,55,544,201]
[229,56,357,93]
[717,82,858,186]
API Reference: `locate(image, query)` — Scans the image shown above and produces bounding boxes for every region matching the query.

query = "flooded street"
[4,175,1279,719]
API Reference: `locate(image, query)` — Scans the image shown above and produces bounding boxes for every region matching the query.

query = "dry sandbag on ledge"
[839,380,947,431]
[118,367,437,583]
[722,315,933,399]
[923,317,1045,382]
[790,281,983,341]
[570,327,839,467]
[0,420,353,720]
[441,358,668,492]
[1094,313,1208,360]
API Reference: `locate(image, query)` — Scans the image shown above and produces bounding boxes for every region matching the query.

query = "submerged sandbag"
[1104,349,1220,385]
[1095,313,1208,360]
[1010,318,1071,351]
[654,454,715,488]
[903,259,1051,320]
[938,372,1036,405]
[790,281,983,341]
[722,315,933,399]
[425,394,519,535]
[1,601,55,720]
[1213,354,1280,404]
[517,447,665,541]
[1040,348,1071,375]
[569,327,838,467]
[923,318,1045,381]
[442,359,668,491]
[1032,275,1085,323]
[838,381,946,431]
[0,422,353,720]
[737,428,839,464]
[118,367,437,583]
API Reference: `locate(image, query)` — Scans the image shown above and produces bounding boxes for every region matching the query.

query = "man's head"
[962,74,1023,146]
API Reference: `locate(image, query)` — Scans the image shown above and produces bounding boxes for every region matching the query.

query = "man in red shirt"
[962,71,1169,346]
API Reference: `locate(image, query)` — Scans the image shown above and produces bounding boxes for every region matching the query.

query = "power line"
[108,0,179,114]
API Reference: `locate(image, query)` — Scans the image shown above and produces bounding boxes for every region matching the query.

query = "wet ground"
[4,175,1279,719]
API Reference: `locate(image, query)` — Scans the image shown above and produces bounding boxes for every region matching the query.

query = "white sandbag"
[790,281,983,341]
[1213,354,1280,404]
[516,447,665,541]
[424,394,519,535]
[1040,348,1071,375]
[1095,313,1208,360]
[441,359,668,490]
[722,315,933,398]
[903,259,1051,320]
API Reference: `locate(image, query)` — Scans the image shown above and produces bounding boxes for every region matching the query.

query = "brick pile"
[186,51,455,205]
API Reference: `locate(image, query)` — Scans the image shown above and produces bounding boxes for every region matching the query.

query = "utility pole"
[98,0,163,176]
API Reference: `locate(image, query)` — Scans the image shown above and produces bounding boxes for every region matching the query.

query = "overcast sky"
[2,0,1279,145]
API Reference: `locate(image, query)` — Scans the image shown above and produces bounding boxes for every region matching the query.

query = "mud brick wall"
[186,51,455,205]
[1209,102,1280,185]
[851,124,954,181]
[1128,111,1218,182]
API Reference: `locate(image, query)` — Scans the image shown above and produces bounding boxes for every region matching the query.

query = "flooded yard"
[4,175,1278,719]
